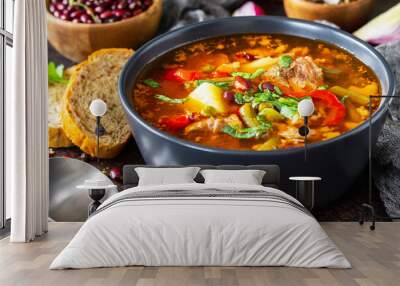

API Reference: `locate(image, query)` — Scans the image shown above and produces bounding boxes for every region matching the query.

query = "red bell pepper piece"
[279,85,308,98]
[160,115,192,131]
[309,90,346,126]
[164,68,200,82]
[210,71,231,78]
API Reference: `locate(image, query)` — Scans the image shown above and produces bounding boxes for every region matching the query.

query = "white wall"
[5,0,13,33]
[5,0,14,219]
[5,45,12,219]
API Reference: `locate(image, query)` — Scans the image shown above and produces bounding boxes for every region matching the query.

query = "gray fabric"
[159,0,244,32]
[374,40,400,217]
[123,165,280,189]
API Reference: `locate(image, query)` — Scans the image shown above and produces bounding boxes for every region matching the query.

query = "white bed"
[50,178,350,269]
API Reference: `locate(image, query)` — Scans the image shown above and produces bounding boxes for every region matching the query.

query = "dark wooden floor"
[1,222,399,286]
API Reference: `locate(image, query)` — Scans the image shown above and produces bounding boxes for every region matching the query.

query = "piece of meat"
[265,56,323,92]
[284,56,323,91]
[184,114,243,134]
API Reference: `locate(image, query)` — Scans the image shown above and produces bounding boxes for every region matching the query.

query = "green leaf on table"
[48,62,68,84]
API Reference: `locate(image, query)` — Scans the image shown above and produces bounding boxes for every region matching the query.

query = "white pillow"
[135,167,200,186]
[200,169,266,185]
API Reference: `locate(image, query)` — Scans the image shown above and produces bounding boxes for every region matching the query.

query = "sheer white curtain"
[8,0,48,242]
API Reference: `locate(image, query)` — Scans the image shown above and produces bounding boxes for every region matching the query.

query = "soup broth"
[133,34,380,151]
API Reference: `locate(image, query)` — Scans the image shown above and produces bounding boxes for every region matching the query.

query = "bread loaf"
[48,67,74,148]
[61,48,133,158]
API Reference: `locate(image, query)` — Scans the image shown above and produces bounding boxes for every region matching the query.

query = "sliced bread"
[61,48,134,158]
[48,67,75,148]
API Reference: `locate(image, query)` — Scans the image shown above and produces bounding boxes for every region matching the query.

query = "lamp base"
[359,203,375,231]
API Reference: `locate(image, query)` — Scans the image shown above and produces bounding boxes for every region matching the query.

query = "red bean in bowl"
[48,0,153,24]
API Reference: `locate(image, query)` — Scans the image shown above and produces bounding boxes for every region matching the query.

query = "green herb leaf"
[279,105,298,119]
[279,55,293,68]
[234,93,253,105]
[317,85,329,90]
[340,95,349,104]
[274,86,283,95]
[222,124,271,139]
[252,90,278,106]
[154,94,188,104]
[231,71,252,79]
[222,125,257,139]
[250,68,265,79]
[231,68,264,79]
[222,118,272,139]
[256,114,268,125]
[195,80,230,89]
[269,97,299,119]
[234,93,245,104]
[143,79,160,88]
[48,62,68,84]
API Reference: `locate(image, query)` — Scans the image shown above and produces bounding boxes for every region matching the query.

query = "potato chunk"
[185,83,227,113]
[241,57,278,73]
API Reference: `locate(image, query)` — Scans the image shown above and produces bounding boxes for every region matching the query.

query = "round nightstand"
[77,180,116,216]
[289,177,321,210]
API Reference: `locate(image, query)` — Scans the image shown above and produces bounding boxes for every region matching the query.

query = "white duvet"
[50,183,351,269]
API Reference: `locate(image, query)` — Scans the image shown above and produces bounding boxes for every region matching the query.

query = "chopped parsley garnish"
[279,55,293,68]
[234,93,253,105]
[272,97,299,119]
[231,68,264,79]
[340,95,349,104]
[222,122,272,139]
[317,85,329,90]
[195,80,231,89]
[251,90,280,107]
[274,86,283,95]
[143,79,160,88]
[250,68,265,79]
[279,105,298,120]
[154,94,188,104]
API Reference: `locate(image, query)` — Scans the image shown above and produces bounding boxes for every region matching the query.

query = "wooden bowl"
[283,0,375,32]
[46,0,162,62]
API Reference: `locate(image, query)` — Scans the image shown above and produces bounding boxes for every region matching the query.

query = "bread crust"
[48,67,75,148]
[49,126,73,148]
[61,48,133,158]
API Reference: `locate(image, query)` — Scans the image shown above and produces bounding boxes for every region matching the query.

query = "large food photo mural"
[47,0,400,221]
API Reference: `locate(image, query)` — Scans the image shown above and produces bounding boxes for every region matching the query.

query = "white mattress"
[50,183,350,269]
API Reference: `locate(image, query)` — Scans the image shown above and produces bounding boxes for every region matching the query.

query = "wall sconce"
[89,99,107,162]
[298,99,315,162]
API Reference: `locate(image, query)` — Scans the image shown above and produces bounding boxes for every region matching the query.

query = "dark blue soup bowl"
[119,16,395,207]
